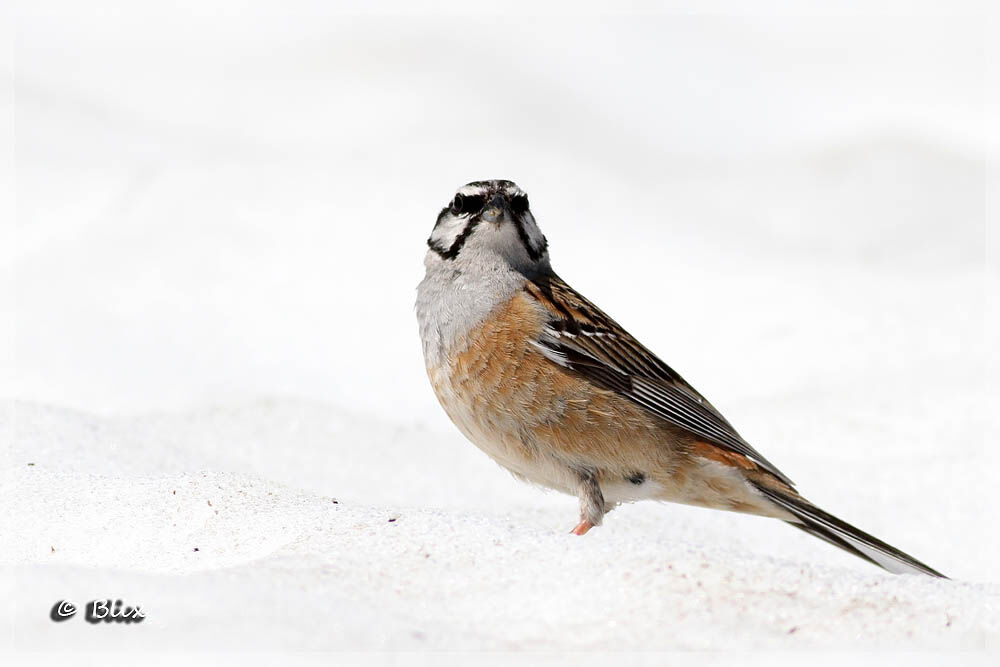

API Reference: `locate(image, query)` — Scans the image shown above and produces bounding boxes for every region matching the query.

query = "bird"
[415,179,945,578]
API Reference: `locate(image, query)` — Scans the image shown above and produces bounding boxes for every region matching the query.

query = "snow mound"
[3,400,997,651]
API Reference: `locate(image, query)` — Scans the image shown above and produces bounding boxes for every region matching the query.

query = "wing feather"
[526,273,794,486]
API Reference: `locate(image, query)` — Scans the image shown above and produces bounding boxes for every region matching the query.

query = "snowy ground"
[3,397,1000,652]
[3,0,998,658]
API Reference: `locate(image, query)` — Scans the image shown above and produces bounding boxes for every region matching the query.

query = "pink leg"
[570,519,595,536]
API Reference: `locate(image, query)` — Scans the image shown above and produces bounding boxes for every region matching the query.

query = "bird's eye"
[511,195,529,215]
[450,194,485,216]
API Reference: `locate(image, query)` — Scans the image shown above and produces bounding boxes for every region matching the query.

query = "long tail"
[751,483,947,578]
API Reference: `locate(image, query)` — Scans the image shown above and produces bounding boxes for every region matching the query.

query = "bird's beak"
[481,194,508,224]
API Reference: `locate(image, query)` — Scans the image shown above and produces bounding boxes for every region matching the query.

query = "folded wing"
[525,273,795,487]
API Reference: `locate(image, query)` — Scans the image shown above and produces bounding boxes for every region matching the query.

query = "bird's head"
[426,180,549,272]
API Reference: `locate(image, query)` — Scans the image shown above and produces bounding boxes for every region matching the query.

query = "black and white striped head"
[427,180,549,270]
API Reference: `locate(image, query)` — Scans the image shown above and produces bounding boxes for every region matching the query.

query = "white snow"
[2,0,998,658]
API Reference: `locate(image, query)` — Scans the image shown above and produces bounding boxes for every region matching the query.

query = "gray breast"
[415,250,528,368]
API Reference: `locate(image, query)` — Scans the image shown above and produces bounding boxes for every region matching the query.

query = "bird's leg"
[571,470,605,536]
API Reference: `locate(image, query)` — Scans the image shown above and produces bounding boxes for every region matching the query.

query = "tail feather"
[783,521,885,570]
[753,483,947,578]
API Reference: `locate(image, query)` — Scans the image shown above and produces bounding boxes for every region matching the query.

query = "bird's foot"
[570,520,595,536]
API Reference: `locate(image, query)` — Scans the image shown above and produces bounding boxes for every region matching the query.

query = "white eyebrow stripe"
[457,184,489,196]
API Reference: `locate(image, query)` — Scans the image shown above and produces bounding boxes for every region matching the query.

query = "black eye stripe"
[451,194,485,215]
[510,195,529,215]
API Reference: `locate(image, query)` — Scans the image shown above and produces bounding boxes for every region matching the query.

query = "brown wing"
[524,272,795,487]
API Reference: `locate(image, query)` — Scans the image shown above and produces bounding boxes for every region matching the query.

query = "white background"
[2,0,998,656]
